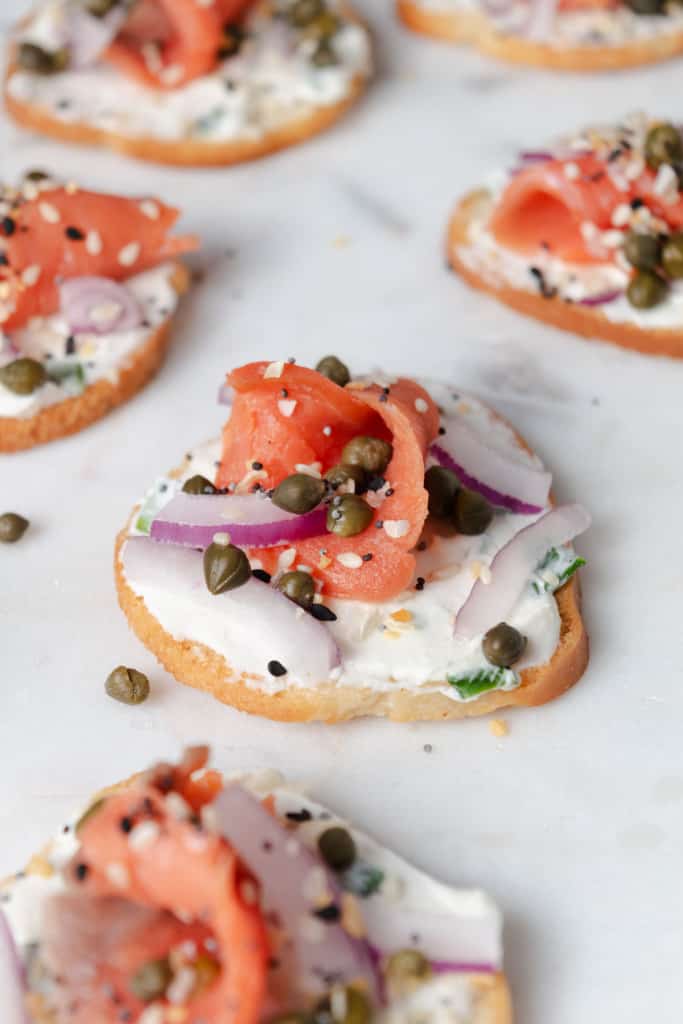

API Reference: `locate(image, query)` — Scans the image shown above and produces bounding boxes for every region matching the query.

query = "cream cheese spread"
[121,382,580,702]
[9,2,372,144]
[0,262,180,420]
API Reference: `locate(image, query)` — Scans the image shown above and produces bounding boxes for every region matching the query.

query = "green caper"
[324,463,367,493]
[341,436,393,475]
[17,43,68,75]
[74,797,107,834]
[482,622,527,668]
[316,355,350,387]
[626,270,668,309]
[203,538,251,595]
[623,231,662,272]
[303,10,341,39]
[424,465,460,518]
[105,666,150,705]
[277,570,316,609]
[288,0,325,26]
[623,0,664,12]
[272,473,326,515]
[311,40,339,67]
[0,358,47,395]
[453,488,493,535]
[314,985,372,1024]
[644,122,682,170]
[318,826,356,871]
[84,0,121,14]
[326,494,373,537]
[0,513,29,543]
[182,474,218,495]
[129,957,173,1002]
[385,949,432,996]
[662,232,683,278]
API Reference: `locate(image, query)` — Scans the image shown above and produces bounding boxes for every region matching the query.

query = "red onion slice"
[455,504,590,639]
[214,784,379,1008]
[578,289,623,307]
[0,910,28,1024]
[150,492,328,549]
[59,277,142,335]
[217,383,233,407]
[518,150,554,163]
[122,537,341,679]
[65,5,130,68]
[431,421,551,515]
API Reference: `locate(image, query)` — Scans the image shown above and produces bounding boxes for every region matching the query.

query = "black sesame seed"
[385,488,394,497]
[75,863,89,881]
[631,197,644,210]
[310,604,337,622]
[280,388,288,398]
[379,393,388,403]
[415,577,425,591]
[65,226,84,241]
[262,840,273,852]
[252,569,272,584]
[2,217,15,236]
[286,808,312,822]
[120,817,133,834]
[313,903,341,922]
[65,335,76,355]
[268,660,287,677]
[0,253,8,266]
[251,461,263,470]
[366,476,386,492]
[361,553,373,562]
[438,426,446,435]
[375,520,384,529]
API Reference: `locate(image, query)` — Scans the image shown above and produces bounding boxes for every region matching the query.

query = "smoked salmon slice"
[0,186,197,329]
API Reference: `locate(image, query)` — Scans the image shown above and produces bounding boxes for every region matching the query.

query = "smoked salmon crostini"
[1,746,513,1024]
[448,114,683,358]
[5,0,372,166]
[114,356,590,723]
[397,0,683,69]
[0,171,197,451]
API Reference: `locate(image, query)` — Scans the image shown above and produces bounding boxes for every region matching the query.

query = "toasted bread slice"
[0,262,189,452]
[397,0,683,70]
[448,189,683,358]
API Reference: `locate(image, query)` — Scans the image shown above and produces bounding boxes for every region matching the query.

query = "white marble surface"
[2,3,683,1021]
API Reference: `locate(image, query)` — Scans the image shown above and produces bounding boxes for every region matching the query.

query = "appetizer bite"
[0,171,196,451]
[449,114,683,358]
[5,0,372,166]
[397,0,683,69]
[1,747,512,1024]
[115,357,590,722]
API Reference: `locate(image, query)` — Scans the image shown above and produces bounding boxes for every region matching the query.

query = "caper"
[277,570,316,609]
[288,0,325,26]
[662,232,683,278]
[304,10,341,39]
[129,957,173,1002]
[324,463,367,493]
[312,40,339,67]
[482,622,527,668]
[0,513,29,543]
[385,949,432,997]
[17,43,68,75]
[326,494,373,537]
[272,473,327,515]
[314,985,372,1024]
[0,358,47,396]
[341,436,393,475]
[203,538,251,594]
[626,270,668,309]
[316,355,350,387]
[23,169,49,183]
[318,826,356,871]
[453,488,493,535]
[84,0,121,14]
[623,0,664,14]
[182,474,218,495]
[644,122,683,170]
[105,666,150,705]
[424,465,460,518]
[74,797,107,834]
[623,231,662,272]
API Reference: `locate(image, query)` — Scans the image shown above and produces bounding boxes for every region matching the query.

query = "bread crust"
[0,262,189,452]
[448,189,683,358]
[397,0,683,69]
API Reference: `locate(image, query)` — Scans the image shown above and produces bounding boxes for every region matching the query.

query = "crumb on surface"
[489,718,508,738]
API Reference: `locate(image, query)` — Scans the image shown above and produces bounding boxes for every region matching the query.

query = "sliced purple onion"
[214,784,379,1009]
[525,0,559,42]
[577,289,623,307]
[150,492,327,550]
[368,945,495,975]
[455,503,591,639]
[59,277,142,336]
[518,150,554,163]
[431,421,551,515]
[0,910,29,1024]
[217,383,233,407]
[65,6,130,68]
[122,537,340,680]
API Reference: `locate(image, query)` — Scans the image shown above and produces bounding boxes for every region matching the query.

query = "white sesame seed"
[86,230,103,255]
[212,531,231,546]
[167,966,196,1005]
[264,360,285,379]
[105,862,129,889]
[160,64,184,87]
[414,397,429,413]
[322,425,332,436]
[139,199,160,220]
[128,821,160,851]
[39,202,60,224]
[653,163,679,205]
[383,519,409,539]
[294,462,322,478]
[138,1007,165,1024]
[278,547,297,571]
[563,162,580,180]
[200,805,218,832]
[21,264,41,287]
[118,241,141,267]
[611,203,632,228]
[337,552,363,569]
[165,791,191,820]
[278,398,297,418]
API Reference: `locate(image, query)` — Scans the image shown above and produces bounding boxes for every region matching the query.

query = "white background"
[2,3,682,1020]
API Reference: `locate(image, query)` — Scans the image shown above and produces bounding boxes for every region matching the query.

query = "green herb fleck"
[47,361,86,395]
[447,667,518,700]
[341,860,384,898]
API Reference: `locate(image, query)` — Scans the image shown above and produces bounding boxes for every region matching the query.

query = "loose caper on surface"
[324,463,367,493]
[662,232,683,278]
[287,0,325,26]
[0,358,47,395]
[385,949,432,997]
[626,270,668,309]
[341,436,393,475]
[623,231,662,272]
[424,465,460,518]
[316,354,350,387]
[17,42,68,74]
[272,473,326,514]
[482,622,527,668]
[314,985,372,1024]
[203,537,251,595]
[453,488,493,535]
[105,666,150,705]
[182,474,218,495]
[326,494,373,537]
[0,513,29,543]
[277,570,316,609]
[644,122,683,170]
[318,826,356,871]
[129,957,173,1002]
